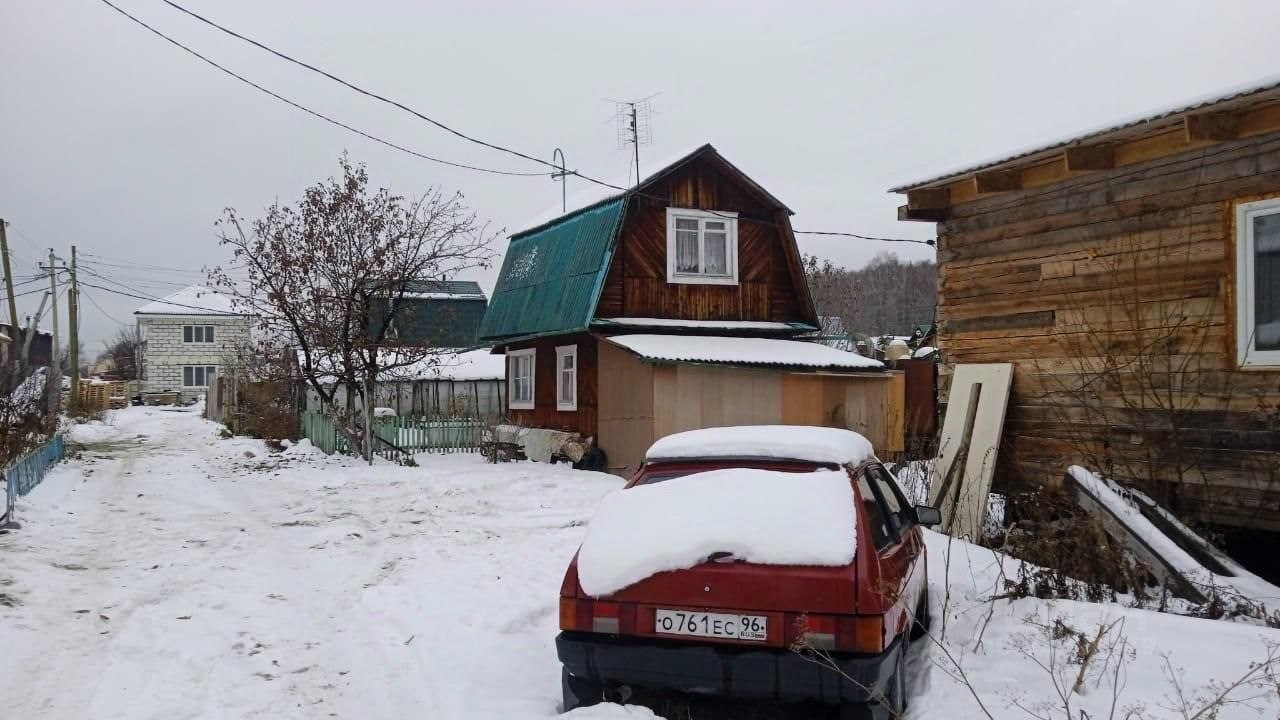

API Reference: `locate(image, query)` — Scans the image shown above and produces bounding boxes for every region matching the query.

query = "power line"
[79,286,127,325]
[96,0,548,178]
[113,0,937,247]
[78,280,239,315]
[157,0,570,175]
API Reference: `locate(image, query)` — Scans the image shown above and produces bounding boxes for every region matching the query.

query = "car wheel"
[910,584,930,640]
[561,667,606,713]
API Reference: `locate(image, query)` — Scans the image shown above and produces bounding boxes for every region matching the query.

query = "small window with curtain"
[666,208,739,285]
[508,348,535,410]
[555,345,577,411]
[1236,197,1280,367]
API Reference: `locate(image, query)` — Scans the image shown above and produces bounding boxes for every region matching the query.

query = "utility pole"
[69,245,80,407]
[47,249,61,415]
[0,219,18,372]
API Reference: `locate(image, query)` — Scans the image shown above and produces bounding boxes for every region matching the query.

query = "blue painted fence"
[2,434,65,524]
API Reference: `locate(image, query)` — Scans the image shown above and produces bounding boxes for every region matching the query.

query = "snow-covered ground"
[2,406,1277,719]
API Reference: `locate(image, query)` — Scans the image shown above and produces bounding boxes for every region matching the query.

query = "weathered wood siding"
[596,340,656,474]
[595,156,814,325]
[935,130,1280,530]
[505,334,597,439]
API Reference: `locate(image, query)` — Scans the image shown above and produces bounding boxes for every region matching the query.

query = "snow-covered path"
[4,407,1279,720]
[0,406,625,719]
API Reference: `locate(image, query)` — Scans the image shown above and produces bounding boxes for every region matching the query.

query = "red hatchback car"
[556,426,939,719]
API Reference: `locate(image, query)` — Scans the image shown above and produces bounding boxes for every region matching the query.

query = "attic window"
[666,208,738,286]
[1236,197,1280,367]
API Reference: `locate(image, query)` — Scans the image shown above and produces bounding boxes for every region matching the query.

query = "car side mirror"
[914,505,942,527]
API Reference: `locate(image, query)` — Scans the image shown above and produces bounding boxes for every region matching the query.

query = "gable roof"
[133,285,247,316]
[479,144,796,344]
[478,197,627,342]
[892,73,1280,192]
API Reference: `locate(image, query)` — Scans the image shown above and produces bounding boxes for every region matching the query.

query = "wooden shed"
[480,144,903,473]
[893,76,1280,531]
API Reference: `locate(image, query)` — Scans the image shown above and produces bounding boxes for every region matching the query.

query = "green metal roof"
[478,197,627,342]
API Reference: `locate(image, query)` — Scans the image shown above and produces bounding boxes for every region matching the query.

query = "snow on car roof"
[576,467,857,597]
[645,425,875,466]
[606,334,883,370]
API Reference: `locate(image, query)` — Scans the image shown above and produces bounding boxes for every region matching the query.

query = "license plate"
[654,609,767,642]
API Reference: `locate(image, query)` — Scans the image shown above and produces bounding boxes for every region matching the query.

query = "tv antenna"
[611,94,657,186]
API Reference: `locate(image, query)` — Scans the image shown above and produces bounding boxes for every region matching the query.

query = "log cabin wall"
[935,130,1280,531]
[504,334,598,439]
[595,156,813,325]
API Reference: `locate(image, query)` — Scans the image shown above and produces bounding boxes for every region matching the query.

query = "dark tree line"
[804,252,937,337]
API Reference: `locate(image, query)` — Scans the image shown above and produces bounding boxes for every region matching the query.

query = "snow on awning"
[605,334,883,370]
[576,468,857,597]
[646,425,874,466]
[593,317,813,332]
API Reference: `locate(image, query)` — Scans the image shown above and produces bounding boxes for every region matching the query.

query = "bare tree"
[99,325,142,380]
[209,155,497,461]
[804,252,937,338]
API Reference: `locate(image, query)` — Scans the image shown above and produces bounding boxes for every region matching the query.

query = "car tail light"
[591,601,620,633]
[788,613,884,654]
[559,597,592,632]
[838,615,884,654]
[559,597,633,635]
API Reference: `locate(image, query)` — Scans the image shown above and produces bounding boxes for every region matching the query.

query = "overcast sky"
[3,0,1278,351]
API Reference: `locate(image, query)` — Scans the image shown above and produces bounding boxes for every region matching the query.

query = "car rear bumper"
[556,631,902,704]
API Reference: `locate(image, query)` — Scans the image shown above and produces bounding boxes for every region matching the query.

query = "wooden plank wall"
[648,364,905,455]
[595,156,812,325]
[780,373,906,453]
[596,340,656,474]
[504,334,598,439]
[934,130,1280,530]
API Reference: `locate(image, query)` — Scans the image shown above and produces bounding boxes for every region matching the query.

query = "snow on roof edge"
[891,73,1280,192]
[607,334,883,370]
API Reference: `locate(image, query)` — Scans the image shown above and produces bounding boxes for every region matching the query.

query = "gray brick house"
[134,286,252,401]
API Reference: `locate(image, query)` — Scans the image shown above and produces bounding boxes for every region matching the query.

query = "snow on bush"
[577,468,857,597]
[645,425,874,466]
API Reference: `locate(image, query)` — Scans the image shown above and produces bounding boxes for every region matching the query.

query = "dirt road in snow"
[0,406,623,719]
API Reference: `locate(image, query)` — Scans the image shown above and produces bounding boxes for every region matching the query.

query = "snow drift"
[576,468,857,597]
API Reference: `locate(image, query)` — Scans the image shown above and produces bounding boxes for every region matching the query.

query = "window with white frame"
[508,348,535,410]
[182,365,217,388]
[666,208,738,285]
[556,345,577,411]
[183,325,215,343]
[1236,197,1280,367]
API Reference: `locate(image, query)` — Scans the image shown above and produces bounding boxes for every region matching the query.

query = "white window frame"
[1235,197,1280,368]
[665,208,739,286]
[182,365,217,388]
[555,345,577,411]
[183,324,216,344]
[507,348,535,410]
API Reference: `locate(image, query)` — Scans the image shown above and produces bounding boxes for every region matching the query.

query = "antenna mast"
[550,148,573,213]
[613,95,654,186]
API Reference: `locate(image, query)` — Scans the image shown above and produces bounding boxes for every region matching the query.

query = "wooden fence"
[299,411,485,460]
